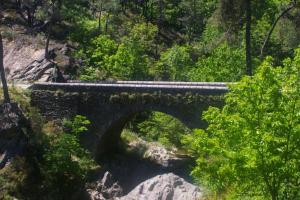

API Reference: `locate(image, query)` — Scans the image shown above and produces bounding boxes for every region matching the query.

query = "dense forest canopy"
[2,0,300,81]
[0,0,299,200]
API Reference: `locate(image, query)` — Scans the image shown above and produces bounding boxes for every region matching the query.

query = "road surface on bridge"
[30,81,229,95]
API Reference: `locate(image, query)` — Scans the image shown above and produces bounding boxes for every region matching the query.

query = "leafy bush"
[183,50,300,199]
[42,115,96,198]
[0,158,28,200]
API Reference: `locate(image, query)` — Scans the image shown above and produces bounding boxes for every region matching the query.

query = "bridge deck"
[31,82,229,95]
[68,80,228,86]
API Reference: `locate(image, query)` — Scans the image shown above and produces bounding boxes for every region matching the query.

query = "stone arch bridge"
[30,81,228,158]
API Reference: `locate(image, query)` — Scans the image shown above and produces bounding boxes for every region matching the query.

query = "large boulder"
[119,173,203,200]
[0,103,29,168]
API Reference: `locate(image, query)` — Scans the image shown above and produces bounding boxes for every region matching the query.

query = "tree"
[79,35,118,80]
[36,0,90,59]
[107,22,157,80]
[245,0,252,75]
[91,0,104,33]
[184,50,300,199]
[260,0,298,58]
[0,30,11,103]
[12,0,42,27]
[36,0,61,59]
[179,0,217,42]
[43,115,95,198]
[188,42,245,82]
[154,45,193,81]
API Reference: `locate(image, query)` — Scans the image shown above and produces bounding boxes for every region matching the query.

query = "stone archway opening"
[95,111,194,190]
[95,110,194,159]
[119,111,193,154]
[95,111,195,194]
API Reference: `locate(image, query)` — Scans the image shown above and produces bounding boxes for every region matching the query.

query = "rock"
[129,139,191,169]
[118,173,203,200]
[3,39,45,78]
[87,171,123,200]
[0,103,29,168]
[3,38,79,82]
[11,59,55,82]
[144,144,186,168]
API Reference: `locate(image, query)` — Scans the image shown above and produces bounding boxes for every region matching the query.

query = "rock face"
[119,173,203,200]
[3,38,45,79]
[11,57,56,82]
[0,103,29,168]
[87,171,123,200]
[4,38,78,82]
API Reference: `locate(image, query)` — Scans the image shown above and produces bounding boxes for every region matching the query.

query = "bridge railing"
[30,82,229,96]
[68,80,229,86]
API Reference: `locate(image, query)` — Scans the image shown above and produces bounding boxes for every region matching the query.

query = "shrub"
[183,50,300,199]
[42,115,96,198]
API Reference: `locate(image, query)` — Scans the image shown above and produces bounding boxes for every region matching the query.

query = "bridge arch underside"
[30,89,224,159]
[75,92,224,159]
[93,106,201,158]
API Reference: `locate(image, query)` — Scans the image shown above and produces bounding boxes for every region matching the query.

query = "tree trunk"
[245,0,252,76]
[105,13,110,34]
[16,0,21,9]
[26,7,32,27]
[158,0,164,30]
[260,2,296,58]
[98,2,103,34]
[0,33,11,103]
[45,24,51,59]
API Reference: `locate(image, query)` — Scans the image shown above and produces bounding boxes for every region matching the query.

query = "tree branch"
[260,1,297,58]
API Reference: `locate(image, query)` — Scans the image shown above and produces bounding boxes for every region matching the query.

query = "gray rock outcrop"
[118,173,203,200]
[4,38,78,82]
[11,58,56,82]
[0,103,29,168]
[129,139,191,169]
[87,171,123,200]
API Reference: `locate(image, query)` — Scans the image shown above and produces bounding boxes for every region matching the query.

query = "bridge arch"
[30,81,227,159]
[94,106,201,158]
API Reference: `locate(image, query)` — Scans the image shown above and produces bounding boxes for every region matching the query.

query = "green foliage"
[106,22,157,80]
[189,42,245,82]
[183,50,300,199]
[125,22,158,51]
[64,0,300,82]
[86,35,118,68]
[107,42,150,80]
[154,45,193,81]
[42,115,95,197]
[79,23,157,80]
[137,112,191,149]
[69,19,99,44]
[0,158,28,200]
[63,115,91,135]
[121,129,140,144]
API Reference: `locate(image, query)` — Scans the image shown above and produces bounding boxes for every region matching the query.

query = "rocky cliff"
[3,37,78,83]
